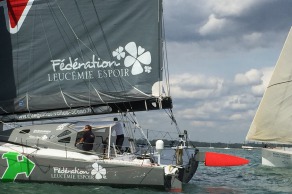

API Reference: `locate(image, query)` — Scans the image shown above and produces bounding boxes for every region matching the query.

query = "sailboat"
[0,0,249,191]
[209,143,214,149]
[241,141,257,150]
[224,143,230,149]
[246,27,292,167]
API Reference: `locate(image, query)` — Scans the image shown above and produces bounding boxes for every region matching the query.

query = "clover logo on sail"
[0,0,35,34]
[113,42,152,75]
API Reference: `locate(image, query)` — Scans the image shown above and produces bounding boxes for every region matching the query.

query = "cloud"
[251,85,265,96]
[198,0,259,36]
[206,0,257,17]
[234,69,262,85]
[199,14,229,36]
[251,67,274,96]
[164,0,292,50]
[170,73,223,99]
[261,67,274,87]
[242,32,263,48]
[190,120,215,127]
[234,67,273,96]
[178,102,221,120]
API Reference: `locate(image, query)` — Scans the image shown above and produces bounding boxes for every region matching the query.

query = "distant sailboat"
[241,146,254,150]
[209,143,214,149]
[224,143,230,149]
[246,27,292,167]
[241,142,257,150]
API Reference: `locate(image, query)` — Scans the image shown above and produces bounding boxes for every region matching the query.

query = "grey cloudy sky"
[138,0,292,144]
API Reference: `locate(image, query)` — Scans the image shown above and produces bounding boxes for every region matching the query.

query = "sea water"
[1,148,292,194]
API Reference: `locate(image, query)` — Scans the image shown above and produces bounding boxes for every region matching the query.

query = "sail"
[246,27,292,144]
[0,0,172,122]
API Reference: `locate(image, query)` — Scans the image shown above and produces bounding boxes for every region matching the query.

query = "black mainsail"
[0,0,172,122]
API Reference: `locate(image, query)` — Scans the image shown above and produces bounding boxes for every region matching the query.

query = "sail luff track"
[162,12,171,97]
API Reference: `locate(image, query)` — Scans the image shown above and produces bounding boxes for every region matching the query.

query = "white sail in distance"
[246,27,292,144]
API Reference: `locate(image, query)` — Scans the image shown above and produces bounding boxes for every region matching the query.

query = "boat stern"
[163,150,200,192]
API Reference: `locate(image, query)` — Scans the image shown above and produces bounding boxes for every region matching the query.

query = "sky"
[137,0,292,144]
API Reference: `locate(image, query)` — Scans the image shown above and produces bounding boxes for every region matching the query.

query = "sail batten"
[0,0,170,122]
[246,27,292,144]
[60,90,70,108]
